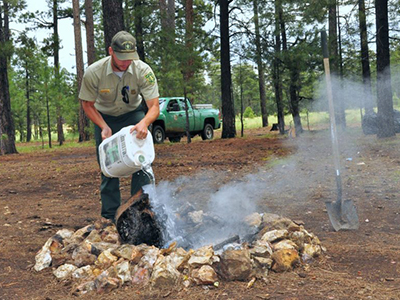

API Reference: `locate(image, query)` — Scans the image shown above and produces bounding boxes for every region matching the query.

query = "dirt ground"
[1,126,400,300]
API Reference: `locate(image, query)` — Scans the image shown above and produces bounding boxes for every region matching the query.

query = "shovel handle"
[321,31,343,203]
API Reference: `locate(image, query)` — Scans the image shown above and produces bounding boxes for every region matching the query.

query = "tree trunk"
[53,0,64,145]
[102,0,124,55]
[45,79,52,148]
[184,90,191,144]
[160,0,167,31]
[328,2,338,75]
[159,0,175,81]
[167,0,175,29]
[289,61,303,134]
[375,0,395,138]
[358,0,374,114]
[84,0,96,66]
[26,67,32,142]
[336,3,346,129]
[73,0,90,142]
[183,0,194,142]
[184,0,194,93]
[134,0,145,61]
[274,0,284,135]
[124,0,132,31]
[253,0,268,127]
[53,0,60,74]
[328,0,345,129]
[220,0,236,138]
[0,1,17,154]
[56,110,64,145]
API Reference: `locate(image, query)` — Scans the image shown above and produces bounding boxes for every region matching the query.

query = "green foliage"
[243,106,256,118]
[10,28,79,143]
[232,63,260,115]
[142,0,217,99]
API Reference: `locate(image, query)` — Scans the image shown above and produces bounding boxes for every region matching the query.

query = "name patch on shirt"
[100,89,111,94]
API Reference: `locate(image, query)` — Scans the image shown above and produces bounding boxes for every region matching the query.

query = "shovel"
[321,31,359,231]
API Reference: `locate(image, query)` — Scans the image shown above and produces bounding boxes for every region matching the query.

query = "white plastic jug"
[99,126,155,178]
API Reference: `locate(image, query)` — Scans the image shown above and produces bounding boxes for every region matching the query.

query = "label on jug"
[104,136,122,168]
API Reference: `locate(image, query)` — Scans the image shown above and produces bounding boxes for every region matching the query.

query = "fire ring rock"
[217,249,253,281]
[190,265,218,285]
[271,249,300,272]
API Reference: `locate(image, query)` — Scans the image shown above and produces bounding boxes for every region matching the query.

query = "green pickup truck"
[151,97,221,144]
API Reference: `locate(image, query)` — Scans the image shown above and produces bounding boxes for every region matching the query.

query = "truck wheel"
[201,123,214,140]
[169,137,181,143]
[152,125,165,144]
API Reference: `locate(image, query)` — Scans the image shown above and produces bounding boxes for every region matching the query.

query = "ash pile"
[34,193,325,295]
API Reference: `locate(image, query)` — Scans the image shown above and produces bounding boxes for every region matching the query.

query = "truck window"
[179,99,191,111]
[167,100,178,111]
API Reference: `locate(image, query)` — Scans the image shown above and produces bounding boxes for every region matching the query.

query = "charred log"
[115,191,164,247]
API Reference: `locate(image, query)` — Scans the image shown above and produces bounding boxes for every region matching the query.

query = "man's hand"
[102,126,112,140]
[130,121,148,139]
[130,97,160,139]
[81,100,111,140]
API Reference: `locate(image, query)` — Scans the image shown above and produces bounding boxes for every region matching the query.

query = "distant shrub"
[243,106,256,118]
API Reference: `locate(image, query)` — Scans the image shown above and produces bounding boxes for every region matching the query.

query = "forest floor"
[1,126,400,300]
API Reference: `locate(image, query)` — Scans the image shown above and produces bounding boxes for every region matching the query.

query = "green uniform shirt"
[79,56,159,117]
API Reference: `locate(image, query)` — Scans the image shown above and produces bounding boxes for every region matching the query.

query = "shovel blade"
[325,199,359,231]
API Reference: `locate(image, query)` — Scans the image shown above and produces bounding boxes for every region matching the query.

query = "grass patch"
[235,108,363,131]
[16,138,95,154]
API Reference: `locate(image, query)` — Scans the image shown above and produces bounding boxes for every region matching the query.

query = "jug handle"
[131,130,146,146]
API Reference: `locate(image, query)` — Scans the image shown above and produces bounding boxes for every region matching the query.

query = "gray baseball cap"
[111,31,139,60]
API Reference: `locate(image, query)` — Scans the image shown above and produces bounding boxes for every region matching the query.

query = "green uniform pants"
[95,108,151,220]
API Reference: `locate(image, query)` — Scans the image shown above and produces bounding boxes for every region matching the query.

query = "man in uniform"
[79,30,159,221]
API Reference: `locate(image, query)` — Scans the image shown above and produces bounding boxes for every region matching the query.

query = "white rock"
[72,265,93,280]
[53,264,78,279]
[260,229,288,243]
[244,213,263,227]
[261,213,281,224]
[150,256,180,286]
[188,245,214,267]
[289,231,309,249]
[85,230,102,243]
[272,239,298,251]
[115,260,132,284]
[188,210,204,224]
[191,265,218,285]
[168,247,190,270]
[138,246,160,270]
[34,237,53,271]
[303,243,323,258]
[95,249,118,269]
[250,243,273,258]
[253,256,273,268]
[112,244,142,262]
[55,229,74,239]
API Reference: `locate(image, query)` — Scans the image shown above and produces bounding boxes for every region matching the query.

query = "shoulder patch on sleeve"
[144,72,156,85]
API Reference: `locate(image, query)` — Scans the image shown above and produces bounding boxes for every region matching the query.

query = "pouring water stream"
[141,163,181,248]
